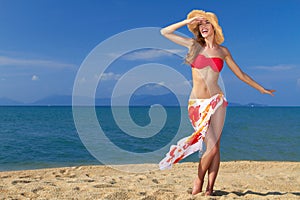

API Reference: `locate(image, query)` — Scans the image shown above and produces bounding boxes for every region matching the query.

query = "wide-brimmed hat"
[187,10,224,45]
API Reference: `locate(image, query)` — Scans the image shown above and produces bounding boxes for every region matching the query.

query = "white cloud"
[0,56,75,69]
[145,82,165,90]
[31,75,39,81]
[119,49,186,60]
[100,72,121,81]
[252,64,295,71]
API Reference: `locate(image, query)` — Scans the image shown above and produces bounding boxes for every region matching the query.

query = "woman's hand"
[260,89,276,96]
[186,16,204,25]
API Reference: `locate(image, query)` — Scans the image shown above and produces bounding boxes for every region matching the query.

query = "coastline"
[1,161,299,199]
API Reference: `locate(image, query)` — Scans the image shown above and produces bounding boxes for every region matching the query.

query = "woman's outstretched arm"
[223,47,276,96]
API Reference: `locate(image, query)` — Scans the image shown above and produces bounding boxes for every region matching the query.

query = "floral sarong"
[159,93,227,170]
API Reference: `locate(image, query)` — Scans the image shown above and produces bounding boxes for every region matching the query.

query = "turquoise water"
[0,106,299,171]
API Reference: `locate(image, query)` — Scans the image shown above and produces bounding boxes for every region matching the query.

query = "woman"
[158,10,275,196]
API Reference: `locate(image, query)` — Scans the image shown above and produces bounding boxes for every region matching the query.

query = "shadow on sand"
[214,190,300,197]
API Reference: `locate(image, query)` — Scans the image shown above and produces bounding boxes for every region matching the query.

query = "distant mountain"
[245,102,268,107]
[228,102,243,107]
[28,94,189,106]
[31,95,108,106]
[95,97,113,106]
[0,94,268,107]
[111,93,189,106]
[31,95,72,106]
[0,97,24,106]
[228,102,268,107]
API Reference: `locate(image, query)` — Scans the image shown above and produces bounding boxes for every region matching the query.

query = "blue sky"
[0,0,299,106]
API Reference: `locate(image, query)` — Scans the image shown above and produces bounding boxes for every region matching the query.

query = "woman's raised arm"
[160,17,202,48]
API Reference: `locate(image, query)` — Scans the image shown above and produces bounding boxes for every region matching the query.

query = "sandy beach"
[0,161,299,200]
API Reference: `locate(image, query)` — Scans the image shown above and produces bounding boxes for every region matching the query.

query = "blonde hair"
[185,22,209,65]
[185,39,202,64]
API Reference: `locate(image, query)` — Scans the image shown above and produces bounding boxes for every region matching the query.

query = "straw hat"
[187,10,224,45]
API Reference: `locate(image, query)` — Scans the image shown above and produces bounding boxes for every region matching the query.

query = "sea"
[0,106,299,172]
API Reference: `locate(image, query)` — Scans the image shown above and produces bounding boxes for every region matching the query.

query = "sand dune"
[0,161,299,199]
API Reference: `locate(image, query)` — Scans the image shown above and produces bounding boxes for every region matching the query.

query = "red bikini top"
[191,54,224,72]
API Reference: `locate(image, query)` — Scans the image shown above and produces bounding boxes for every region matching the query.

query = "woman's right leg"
[192,127,219,195]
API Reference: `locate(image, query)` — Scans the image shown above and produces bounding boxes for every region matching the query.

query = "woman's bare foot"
[191,178,203,195]
[205,188,214,196]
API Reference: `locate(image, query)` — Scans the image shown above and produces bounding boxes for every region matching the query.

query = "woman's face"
[198,17,214,38]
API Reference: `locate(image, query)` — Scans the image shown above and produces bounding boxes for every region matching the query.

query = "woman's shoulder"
[219,45,229,52]
[219,45,231,57]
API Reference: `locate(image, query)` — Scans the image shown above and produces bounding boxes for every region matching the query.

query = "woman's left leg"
[206,105,226,195]
[205,141,220,195]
